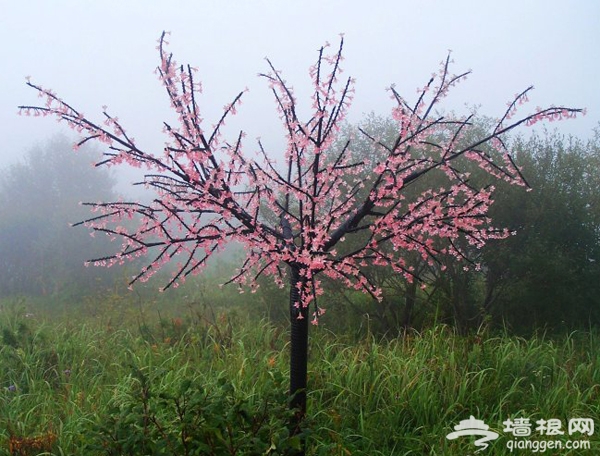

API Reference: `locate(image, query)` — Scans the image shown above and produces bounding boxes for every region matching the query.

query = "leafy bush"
[85,366,302,455]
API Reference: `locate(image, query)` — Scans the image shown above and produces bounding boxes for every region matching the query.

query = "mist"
[2,0,599,300]
[1,5,600,453]
[3,2,599,177]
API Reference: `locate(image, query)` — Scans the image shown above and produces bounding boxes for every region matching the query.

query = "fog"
[2,7,600,452]
[2,1,599,189]
[1,0,599,295]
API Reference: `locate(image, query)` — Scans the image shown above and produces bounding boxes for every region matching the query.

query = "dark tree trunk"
[288,265,309,455]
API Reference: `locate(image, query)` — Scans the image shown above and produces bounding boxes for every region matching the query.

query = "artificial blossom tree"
[20,32,581,453]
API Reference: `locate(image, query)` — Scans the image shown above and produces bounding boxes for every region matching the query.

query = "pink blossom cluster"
[19,33,583,323]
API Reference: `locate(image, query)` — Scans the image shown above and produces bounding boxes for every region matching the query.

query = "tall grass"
[0,299,598,455]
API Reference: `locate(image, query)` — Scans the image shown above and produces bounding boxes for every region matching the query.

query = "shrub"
[85,366,302,455]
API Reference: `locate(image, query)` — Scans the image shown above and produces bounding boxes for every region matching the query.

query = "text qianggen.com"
[506,438,591,453]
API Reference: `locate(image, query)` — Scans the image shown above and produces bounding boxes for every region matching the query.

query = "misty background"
[1,1,599,333]
[3,1,599,171]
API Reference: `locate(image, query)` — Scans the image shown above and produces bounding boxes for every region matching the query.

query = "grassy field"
[0,296,598,455]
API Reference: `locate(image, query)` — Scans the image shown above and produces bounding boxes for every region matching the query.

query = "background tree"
[324,116,500,335]
[19,32,581,453]
[327,120,600,336]
[0,135,118,297]
[483,130,600,331]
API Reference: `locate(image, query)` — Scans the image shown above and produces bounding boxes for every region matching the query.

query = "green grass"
[0,298,598,455]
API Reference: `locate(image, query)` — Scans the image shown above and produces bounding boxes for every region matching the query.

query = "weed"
[0,299,598,454]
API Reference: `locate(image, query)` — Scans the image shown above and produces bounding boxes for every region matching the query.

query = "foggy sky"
[2,0,598,191]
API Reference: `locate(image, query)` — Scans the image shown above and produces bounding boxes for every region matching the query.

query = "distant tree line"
[315,117,600,334]
[483,128,600,332]
[0,135,120,297]
[1,125,599,335]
